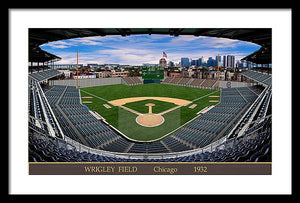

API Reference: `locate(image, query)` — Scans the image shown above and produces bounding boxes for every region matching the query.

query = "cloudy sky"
[40,34,261,66]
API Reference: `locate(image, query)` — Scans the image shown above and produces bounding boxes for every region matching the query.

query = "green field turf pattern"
[80,84,220,141]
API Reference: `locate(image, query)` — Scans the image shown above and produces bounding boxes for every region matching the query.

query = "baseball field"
[80,83,220,142]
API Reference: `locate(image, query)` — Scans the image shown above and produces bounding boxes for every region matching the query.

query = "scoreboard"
[142,66,164,80]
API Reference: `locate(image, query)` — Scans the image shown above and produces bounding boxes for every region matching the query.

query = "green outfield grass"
[81,83,214,101]
[80,83,220,142]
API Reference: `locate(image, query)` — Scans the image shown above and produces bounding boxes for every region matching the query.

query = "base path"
[103,104,111,109]
[111,97,191,128]
[158,105,182,116]
[189,104,197,109]
[109,97,192,106]
[119,105,142,116]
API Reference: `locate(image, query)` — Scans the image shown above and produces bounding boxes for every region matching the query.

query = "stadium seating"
[29,70,271,162]
[189,78,205,87]
[29,116,271,162]
[161,77,173,84]
[37,83,267,155]
[168,77,182,85]
[122,77,143,85]
[28,80,64,138]
[242,70,272,86]
[44,85,134,152]
[177,78,191,86]
[162,77,217,89]
[29,69,62,82]
[200,79,217,89]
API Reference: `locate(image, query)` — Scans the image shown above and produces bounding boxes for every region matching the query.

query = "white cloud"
[68,38,102,46]
[54,46,254,65]
[171,35,199,43]
[42,34,260,65]
[41,41,75,49]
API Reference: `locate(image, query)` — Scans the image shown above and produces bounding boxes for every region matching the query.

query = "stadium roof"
[29,28,271,64]
[29,46,61,63]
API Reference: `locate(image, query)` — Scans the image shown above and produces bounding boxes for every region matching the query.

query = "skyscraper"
[216,55,221,66]
[181,58,190,67]
[207,57,214,67]
[198,57,205,67]
[227,55,236,68]
[223,55,227,67]
[191,59,197,66]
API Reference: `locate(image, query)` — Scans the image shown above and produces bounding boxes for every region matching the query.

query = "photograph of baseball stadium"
[9,8,293,196]
[27,27,272,174]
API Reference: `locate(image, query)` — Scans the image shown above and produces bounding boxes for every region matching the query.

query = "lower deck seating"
[242,70,272,86]
[38,84,265,156]
[29,69,62,82]
[122,77,142,85]
[29,117,271,162]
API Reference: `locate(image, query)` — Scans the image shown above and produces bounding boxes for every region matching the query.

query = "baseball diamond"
[79,83,220,141]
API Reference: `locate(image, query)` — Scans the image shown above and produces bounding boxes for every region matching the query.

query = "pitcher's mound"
[136,114,164,127]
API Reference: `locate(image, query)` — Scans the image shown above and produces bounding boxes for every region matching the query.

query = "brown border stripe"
[29,162,271,175]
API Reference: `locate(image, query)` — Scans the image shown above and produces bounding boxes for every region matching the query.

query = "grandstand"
[189,78,205,87]
[241,70,272,87]
[29,78,271,159]
[29,68,62,82]
[162,77,217,89]
[28,28,272,163]
[200,79,217,89]
[177,77,191,86]
[122,77,143,86]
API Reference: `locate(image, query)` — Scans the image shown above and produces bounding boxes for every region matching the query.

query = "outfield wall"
[51,78,122,87]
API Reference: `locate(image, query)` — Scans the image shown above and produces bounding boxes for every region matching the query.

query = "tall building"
[227,55,236,68]
[223,55,227,67]
[207,57,214,67]
[159,58,167,67]
[191,59,197,66]
[198,57,204,67]
[216,55,221,66]
[181,58,190,67]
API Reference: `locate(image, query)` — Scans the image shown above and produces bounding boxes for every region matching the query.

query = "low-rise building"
[73,73,96,79]
[111,71,129,77]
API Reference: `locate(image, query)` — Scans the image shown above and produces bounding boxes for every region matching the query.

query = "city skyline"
[40,34,261,66]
